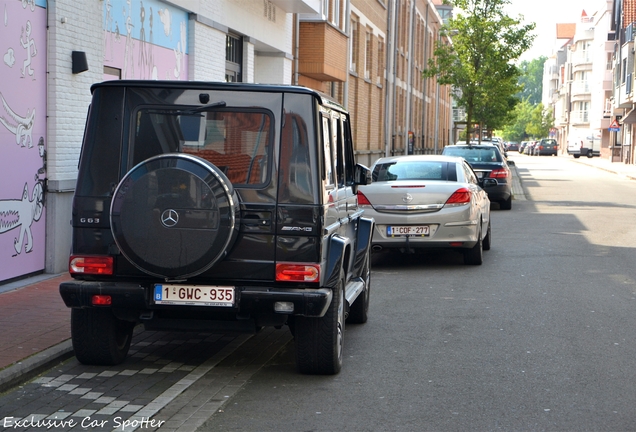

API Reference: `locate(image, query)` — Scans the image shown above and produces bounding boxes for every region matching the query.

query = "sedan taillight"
[445,188,471,206]
[357,190,372,206]
[489,168,509,179]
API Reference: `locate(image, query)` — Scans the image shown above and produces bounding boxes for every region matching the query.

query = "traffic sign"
[609,119,621,132]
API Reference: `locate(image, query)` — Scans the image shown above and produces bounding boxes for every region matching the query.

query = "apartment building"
[543,0,634,162]
[0,0,452,283]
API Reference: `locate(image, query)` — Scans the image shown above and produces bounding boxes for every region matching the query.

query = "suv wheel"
[295,269,345,375]
[71,308,135,365]
[110,154,239,279]
[347,254,370,324]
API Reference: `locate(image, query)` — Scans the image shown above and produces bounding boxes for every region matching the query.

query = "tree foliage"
[501,99,553,141]
[423,0,535,142]
[517,57,546,104]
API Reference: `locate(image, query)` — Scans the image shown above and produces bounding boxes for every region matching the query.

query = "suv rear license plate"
[387,225,430,237]
[154,284,235,307]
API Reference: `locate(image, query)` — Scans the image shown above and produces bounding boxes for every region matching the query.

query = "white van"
[567,129,601,158]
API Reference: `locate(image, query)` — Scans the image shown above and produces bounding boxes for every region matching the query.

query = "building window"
[377,36,385,85]
[365,30,372,80]
[333,0,340,28]
[324,0,330,21]
[350,17,358,73]
[226,34,243,82]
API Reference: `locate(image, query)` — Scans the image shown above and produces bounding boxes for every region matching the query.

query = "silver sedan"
[357,155,492,265]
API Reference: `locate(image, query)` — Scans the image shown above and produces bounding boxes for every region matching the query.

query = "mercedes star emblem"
[402,193,413,204]
[161,209,179,228]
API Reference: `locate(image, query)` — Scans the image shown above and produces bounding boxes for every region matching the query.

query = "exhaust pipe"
[372,245,383,252]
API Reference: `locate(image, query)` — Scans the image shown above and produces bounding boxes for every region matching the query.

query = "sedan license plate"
[475,171,485,179]
[387,225,430,237]
[154,284,235,307]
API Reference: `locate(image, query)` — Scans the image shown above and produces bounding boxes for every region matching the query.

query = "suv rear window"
[132,108,272,186]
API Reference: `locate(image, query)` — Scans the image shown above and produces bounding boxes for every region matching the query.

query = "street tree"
[424,0,535,143]
[517,57,547,105]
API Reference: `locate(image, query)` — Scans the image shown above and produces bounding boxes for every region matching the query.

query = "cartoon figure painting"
[0,181,44,256]
[103,0,187,82]
[0,92,35,148]
[0,93,35,148]
[20,20,37,79]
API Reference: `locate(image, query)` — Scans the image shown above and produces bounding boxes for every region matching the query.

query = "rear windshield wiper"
[178,101,227,115]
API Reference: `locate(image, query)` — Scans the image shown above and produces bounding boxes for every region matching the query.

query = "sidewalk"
[0,273,74,392]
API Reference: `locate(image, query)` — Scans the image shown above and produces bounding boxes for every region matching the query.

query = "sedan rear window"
[372,161,453,182]
[442,146,501,163]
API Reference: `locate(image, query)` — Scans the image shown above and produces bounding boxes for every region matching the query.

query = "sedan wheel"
[463,226,483,265]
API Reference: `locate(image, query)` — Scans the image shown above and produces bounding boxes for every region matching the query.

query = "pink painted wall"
[0,2,47,282]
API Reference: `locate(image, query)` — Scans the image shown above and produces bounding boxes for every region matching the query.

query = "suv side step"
[345,277,365,306]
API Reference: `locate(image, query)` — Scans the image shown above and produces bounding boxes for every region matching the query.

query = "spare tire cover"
[110,153,239,279]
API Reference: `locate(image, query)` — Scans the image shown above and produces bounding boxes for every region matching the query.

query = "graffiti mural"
[103,0,188,81]
[0,0,47,282]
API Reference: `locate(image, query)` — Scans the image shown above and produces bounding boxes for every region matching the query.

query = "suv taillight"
[69,256,114,275]
[489,168,509,179]
[275,263,320,282]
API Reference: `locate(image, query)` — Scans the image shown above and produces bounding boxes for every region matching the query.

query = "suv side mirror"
[354,163,372,186]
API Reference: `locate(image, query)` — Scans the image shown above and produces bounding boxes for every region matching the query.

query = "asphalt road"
[200,155,636,431]
[3,154,636,432]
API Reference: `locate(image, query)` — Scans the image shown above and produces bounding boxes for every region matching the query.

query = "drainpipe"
[294,13,299,85]
[405,0,415,154]
[384,0,396,157]
[343,0,351,109]
[391,0,399,155]
[422,4,430,152]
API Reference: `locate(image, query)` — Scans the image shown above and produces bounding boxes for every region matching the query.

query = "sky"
[504,0,604,62]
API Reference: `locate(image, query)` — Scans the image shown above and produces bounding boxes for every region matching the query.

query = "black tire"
[499,195,512,210]
[573,154,580,159]
[347,253,370,324]
[464,226,483,265]
[110,153,239,279]
[483,221,491,251]
[295,270,345,375]
[71,308,135,365]
[587,150,593,158]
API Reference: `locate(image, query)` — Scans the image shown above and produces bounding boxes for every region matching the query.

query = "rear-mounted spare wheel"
[110,153,239,279]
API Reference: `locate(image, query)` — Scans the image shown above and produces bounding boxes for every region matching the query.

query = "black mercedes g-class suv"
[59,81,374,375]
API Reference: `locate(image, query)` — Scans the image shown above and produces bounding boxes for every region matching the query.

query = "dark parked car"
[59,80,374,375]
[441,143,513,210]
[534,138,558,156]
[505,141,520,151]
[518,141,529,154]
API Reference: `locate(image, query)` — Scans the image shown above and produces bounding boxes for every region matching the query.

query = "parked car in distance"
[357,155,492,265]
[534,138,558,156]
[58,80,375,375]
[505,141,520,152]
[518,141,529,154]
[441,143,513,210]
[525,141,538,155]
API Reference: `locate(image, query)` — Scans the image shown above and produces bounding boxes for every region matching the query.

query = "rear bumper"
[483,182,511,202]
[60,280,332,318]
